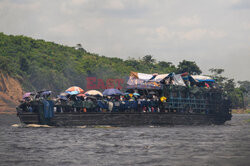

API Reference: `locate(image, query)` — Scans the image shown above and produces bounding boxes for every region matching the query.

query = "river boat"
[16,72,232,126]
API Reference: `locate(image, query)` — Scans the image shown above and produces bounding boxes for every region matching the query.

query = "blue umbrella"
[65,91,80,95]
[57,95,68,100]
[133,93,140,96]
[41,91,52,97]
[103,89,123,96]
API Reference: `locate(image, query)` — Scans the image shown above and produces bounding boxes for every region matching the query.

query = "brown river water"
[0,114,249,166]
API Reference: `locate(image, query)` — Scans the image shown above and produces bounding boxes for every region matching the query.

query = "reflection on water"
[0,114,250,166]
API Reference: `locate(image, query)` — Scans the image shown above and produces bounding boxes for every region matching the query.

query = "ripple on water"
[0,114,250,166]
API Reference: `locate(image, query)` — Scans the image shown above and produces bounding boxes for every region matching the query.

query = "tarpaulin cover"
[126,84,162,90]
[127,72,163,88]
[127,72,186,88]
[137,73,154,80]
[191,75,215,82]
[130,71,169,82]
[173,74,186,86]
[160,73,186,86]
[130,71,153,80]
[149,74,169,82]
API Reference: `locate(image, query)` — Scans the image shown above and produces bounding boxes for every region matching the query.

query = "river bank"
[232,109,250,114]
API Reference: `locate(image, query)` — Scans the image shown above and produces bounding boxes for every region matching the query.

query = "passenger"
[67,98,74,112]
[28,105,33,112]
[137,96,144,112]
[151,106,154,112]
[108,100,113,112]
[159,96,167,112]
[18,100,29,112]
[113,98,120,112]
[85,98,93,112]
[92,98,98,112]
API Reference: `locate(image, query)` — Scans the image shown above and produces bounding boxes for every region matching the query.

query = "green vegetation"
[232,109,250,114]
[0,33,249,108]
[0,33,193,92]
[209,68,250,108]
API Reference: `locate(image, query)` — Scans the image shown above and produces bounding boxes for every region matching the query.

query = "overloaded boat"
[16,72,232,126]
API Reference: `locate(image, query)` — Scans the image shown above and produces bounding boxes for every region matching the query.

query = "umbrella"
[65,86,84,93]
[133,93,140,96]
[66,91,80,95]
[41,91,52,97]
[57,95,68,100]
[77,94,86,97]
[103,88,123,96]
[22,92,31,99]
[86,96,97,100]
[60,92,70,97]
[84,90,103,97]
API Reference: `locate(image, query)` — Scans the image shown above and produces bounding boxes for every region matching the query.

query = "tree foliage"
[177,60,202,75]
[238,80,250,108]
[0,33,178,93]
[0,32,248,109]
[209,68,248,108]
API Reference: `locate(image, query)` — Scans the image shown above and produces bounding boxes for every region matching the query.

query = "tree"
[177,60,202,75]
[142,55,156,64]
[224,79,235,92]
[223,79,245,108]
[209,68,227,87]
[20,57,29,72]
[238,80,250,108]
[238,81,250,93]
[209,68,224,75]
[208,69,245,108]
[157,61,172,68]
[125,58,140,69]
[75,43,86,52]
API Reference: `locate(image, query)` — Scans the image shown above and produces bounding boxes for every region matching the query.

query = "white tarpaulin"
[137,73,153,80]
[173,74,186,86]
[150,74,169,82]
[130,71,169,82]
[128,72,185,86]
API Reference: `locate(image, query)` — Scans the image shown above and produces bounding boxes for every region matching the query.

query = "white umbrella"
[84,90,103,97]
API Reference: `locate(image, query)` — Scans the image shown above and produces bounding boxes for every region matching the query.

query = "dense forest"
[0,33,249,108]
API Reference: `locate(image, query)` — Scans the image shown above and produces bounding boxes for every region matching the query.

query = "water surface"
[0,114,249,166]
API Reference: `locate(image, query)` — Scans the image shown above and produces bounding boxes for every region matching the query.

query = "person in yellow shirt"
[160,96,167,102]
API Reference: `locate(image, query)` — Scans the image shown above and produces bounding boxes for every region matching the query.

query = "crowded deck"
[17,72,231,117]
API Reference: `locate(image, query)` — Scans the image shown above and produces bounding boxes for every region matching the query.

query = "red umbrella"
[65,86,84,93]
[77,94,86,97]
